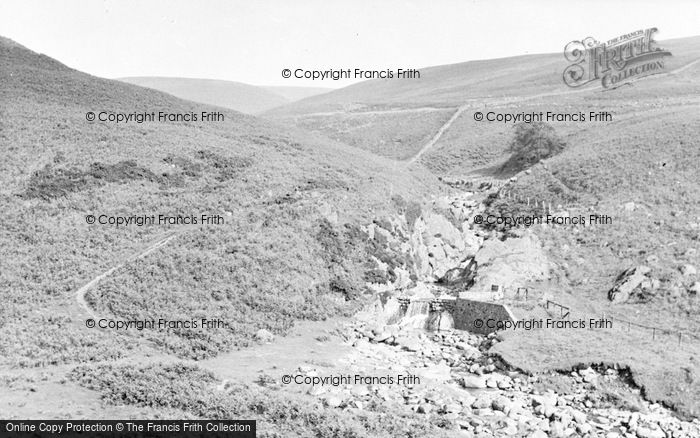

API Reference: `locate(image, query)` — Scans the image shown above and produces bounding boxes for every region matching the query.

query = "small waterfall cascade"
[400,300,432,329]
[362,282,457,332]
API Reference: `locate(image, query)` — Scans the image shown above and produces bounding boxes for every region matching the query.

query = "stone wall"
[450,299,516,335]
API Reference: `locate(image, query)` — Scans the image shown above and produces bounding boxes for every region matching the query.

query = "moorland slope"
[0,36,458,435]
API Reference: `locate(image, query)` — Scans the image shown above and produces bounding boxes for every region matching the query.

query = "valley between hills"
[1,34,700,437]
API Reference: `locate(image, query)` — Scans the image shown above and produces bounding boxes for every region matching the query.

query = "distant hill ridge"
[118,76,331,114]
[265,35,700,116]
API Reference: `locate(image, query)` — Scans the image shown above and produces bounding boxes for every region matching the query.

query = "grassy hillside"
[265,53,562,115]
[118,77,332,115]
[262,85,332,102]
[269,37,700,115]
[265,37,700,167]
[119,77,313,115]
[0,36,440,368]
[478,62,700,419]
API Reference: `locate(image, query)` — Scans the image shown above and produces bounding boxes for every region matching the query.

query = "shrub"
[194,149,252,181]
[22,160,168,200]
[22,165,91,200]
[502,122,566,171]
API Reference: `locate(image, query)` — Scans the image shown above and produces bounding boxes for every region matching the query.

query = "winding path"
[74,231,180,317]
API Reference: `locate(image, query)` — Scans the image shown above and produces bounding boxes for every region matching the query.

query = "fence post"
[652,328,656,340]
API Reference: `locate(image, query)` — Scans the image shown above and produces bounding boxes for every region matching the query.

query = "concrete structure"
[450,298,517,335]
[395,296,516,335]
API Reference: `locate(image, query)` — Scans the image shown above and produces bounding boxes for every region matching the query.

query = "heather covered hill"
[0,36,468,434]
[0,36,440,367]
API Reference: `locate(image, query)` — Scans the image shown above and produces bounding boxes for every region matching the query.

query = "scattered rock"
[461,375,487,389]
[680,264,697,277]
[324,396,343,408]
[688,282,700,295]
[608,266,652,302]
[254,329,275,343]
[491,396,510,413]
[417,403,433,414]
[635,425,665,438]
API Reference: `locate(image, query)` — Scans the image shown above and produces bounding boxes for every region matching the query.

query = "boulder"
[324,396,343,408]
[254,328,275,343]
[635,425,665,438]
[688,282,700,295]
[491,396,511,413]
[681,264,697,277]
[461,375,487,389]
[608,266,651,302]
[456,343,482,360]
[417,403,433,414]
[438,257,477,288]
[372,331,393,343]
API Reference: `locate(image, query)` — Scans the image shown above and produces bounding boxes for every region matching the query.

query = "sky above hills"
[1,0,699,88]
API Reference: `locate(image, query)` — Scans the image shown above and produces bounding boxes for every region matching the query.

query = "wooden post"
[652,328,655,340]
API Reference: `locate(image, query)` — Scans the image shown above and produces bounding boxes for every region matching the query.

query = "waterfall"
[400,300,431,329]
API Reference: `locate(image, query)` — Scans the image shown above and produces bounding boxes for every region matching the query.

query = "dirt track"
[73,230,180,318]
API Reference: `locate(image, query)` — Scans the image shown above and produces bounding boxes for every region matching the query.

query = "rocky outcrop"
[608,266,659,303]
[438,257,477,289]
[364,193,483,290]
[410,210,482,281]
[467,231,550,298]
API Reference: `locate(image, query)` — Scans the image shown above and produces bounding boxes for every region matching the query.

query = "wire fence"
[497,189,585,215]
[542,297,700,346]
[601,312,700,345]
[481,284,699,346]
